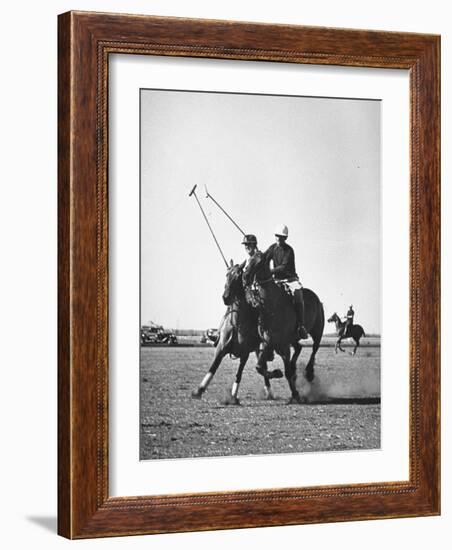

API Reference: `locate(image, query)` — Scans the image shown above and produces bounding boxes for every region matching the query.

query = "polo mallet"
[189,184,229,268]
[204,185,246,236]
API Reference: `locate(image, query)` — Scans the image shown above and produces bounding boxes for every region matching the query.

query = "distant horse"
[191,263,283,404]
[327,312,366,355]
[242,253,325,403]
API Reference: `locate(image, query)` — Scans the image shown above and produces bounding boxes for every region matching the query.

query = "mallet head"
[189,184,197,197]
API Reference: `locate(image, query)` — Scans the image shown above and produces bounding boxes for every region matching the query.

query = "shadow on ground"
[26,516,57,533]
[304,397,380,405]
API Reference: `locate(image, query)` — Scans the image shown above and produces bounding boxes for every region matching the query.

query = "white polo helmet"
[274,224,289,237]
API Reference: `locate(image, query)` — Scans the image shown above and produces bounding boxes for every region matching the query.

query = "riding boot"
[344,321,351,338]
[294,290,308,340]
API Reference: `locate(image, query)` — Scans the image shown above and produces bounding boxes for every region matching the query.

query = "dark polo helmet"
[242,234,257,245]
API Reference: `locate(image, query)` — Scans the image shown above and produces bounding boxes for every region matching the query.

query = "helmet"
[242,234,257,245]
[274,224,289,238]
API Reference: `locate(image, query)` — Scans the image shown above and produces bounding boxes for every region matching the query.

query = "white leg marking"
[265,386,273,399]
[200,372,214,390]
[231,382,239,398]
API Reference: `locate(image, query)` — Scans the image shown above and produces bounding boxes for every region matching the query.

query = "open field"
[143,334,381,348]
[140,343,380,460]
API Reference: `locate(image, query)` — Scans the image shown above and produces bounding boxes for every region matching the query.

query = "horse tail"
[303,289,325,342]
[318,301,325,339]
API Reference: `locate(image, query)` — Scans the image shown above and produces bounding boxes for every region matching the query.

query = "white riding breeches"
[285,280,303,293]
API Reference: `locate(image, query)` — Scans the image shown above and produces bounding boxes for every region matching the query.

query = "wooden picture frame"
[58,11,440,539]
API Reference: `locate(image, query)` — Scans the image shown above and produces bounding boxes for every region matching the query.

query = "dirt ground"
[140,344,380,460]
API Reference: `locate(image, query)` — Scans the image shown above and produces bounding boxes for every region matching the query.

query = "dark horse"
[243,253,325,403]
[191,263,283,404]
[327,312,366,355]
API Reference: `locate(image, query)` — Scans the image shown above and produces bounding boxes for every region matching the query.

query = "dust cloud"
[296,364,380,404]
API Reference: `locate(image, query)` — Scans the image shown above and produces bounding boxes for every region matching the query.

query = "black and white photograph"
[140,89,381,460]
[1,0,445,546]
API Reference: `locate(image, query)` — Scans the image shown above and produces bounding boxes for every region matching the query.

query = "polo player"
[264,224,308,340]
[240,234,261,269]
[240,233,265,308]
[240,234,275,364]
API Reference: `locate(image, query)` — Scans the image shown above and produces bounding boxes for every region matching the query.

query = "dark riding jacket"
[241,250,265,286]
[264,242,298,281]
[345,308,354,332]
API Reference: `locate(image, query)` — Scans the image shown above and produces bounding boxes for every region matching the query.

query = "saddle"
[275,278,302,297]
[341,323,353,338]
[274,279,293,298]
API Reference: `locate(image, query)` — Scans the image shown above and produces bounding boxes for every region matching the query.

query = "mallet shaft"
[190,188,228,268]
[205,186,246,236]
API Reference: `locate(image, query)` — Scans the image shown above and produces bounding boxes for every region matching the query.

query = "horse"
[327,312,366,355]
[191,263,283,404]
[242,253,325,403]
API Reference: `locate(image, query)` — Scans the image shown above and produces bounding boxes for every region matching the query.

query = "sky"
[140,89,380,333]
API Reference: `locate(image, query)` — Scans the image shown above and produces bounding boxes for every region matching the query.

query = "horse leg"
[290,341,302,371]
[254,351,274,400]
[256,344,270,377]
[305,339,320,382]
[256,344,282,379]
[229,353,249,405]
[256,345,283,399]
[337,336,346,353]
[191,345,228,399]
[351,337,360,356]
[282,347,301,404]
[285,341,303,396]
[263,374,274,400]
[305,305,324,382]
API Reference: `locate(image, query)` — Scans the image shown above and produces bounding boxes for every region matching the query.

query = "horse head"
[242,251,270,287]
[222,262,244,305]
[327,312,339,324]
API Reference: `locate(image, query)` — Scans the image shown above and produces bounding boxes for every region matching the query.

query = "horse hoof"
[191,389,203,399]
[305,370,314,383]
[255,366,267,377]
[222,395,241,406]
[287,395,302,405]
[268,368,283,379]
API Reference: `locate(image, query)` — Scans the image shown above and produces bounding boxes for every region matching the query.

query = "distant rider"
[343,305,354,336]
[264,224,308,340]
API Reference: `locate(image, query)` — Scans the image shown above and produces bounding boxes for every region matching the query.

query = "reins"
[254,277,273,285]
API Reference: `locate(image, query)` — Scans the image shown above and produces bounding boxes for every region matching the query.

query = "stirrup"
[298,325,309,340]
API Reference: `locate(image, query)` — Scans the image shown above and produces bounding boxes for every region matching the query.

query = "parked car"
[141,323,178,345]
[201,328,219,345]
